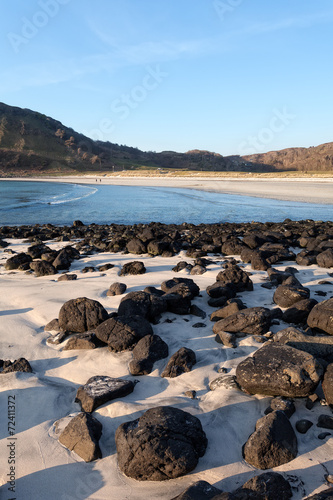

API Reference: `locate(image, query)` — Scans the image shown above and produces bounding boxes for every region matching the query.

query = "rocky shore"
[1,218,333,499]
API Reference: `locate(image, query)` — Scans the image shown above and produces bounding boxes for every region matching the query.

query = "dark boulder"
[208,296,235,308]
[161,347,196,378]
[118,291,167,323]
[206,282,236,300]
[317,414,333,430]
[119,261,146,276]
[129,334,169,375]
[250,250,271,271]
[216,264,253,292]
[144,286,165,297]
[161,277,200,299]
[243,234,266,249]
[58,297,109,333]
[81,266,96,273]
[97,263,115,272]
[273,281,310,308]
[75,375,135,412]
[41,250,58,263]
[307,298,333,335]
[304,488,333,499]
[171,480,222,500]
[222,238,244,255]
[106,282,127,296]
[282,298,318,324]
[274,327,333,362]
[95,315,153,352]
[63,332,103,350]
[210,299,245,322]
[115,406,207,480]
[27,243,51,259]
[138,227,155,242]
[215,330,237,348]
[52,248,74,270]
[57,273,77,281]
[236,472,292,500]
[190,304,207,319]
[164,284,193,315]
[267,267,296,285]
[213,307,271,337]
[5,252,32,270]
[317,248,333,268]
[243,411,298,469]
[73,220,84,226]
[296,249,318,266]
[0,358,33,373]
[44,318,60,332]
[30,260,57,276]
[147,239,170,256]
[236,343,323,397]
[262,245,296,264]
[126,238,147,255]
[0,239,9,248]
[172,261,191,272]
[190,264,206,275]
[264,396,295,418]
[240,246,256,264]
[58,412,102,462]
[296,419,313,434]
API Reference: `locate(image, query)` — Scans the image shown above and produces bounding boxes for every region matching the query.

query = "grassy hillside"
[2,102,331,176]
[244,142,333,172]
[0,102,276,176]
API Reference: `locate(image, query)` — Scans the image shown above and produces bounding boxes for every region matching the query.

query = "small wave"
[43,186,98,205]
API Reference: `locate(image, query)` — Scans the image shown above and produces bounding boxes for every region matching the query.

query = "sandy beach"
[1,218,333,499]
[3,175,333,205]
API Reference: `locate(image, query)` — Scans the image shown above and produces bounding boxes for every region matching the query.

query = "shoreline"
[1,174,333,205]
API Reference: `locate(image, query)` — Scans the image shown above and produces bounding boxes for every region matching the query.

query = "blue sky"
[1,0,332,155]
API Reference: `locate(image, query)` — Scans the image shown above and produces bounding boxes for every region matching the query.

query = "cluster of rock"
[4,242,80,276]
[43,287,205,471]
[2,219,333,274]
[171,472,293,499]
[2,218,333,497]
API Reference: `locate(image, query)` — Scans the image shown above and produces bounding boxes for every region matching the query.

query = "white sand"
[3,175,333,204]
[1,238,333,499]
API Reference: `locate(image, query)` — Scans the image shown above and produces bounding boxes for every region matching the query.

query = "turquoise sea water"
[0,180,332,226]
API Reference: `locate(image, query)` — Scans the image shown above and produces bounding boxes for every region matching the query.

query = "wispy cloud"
[3,8,332,94]
[88,9,333,67]
[0,55,116,93]
[240,10,333,36]
[0,34,224,93]
[90,24,218,64]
